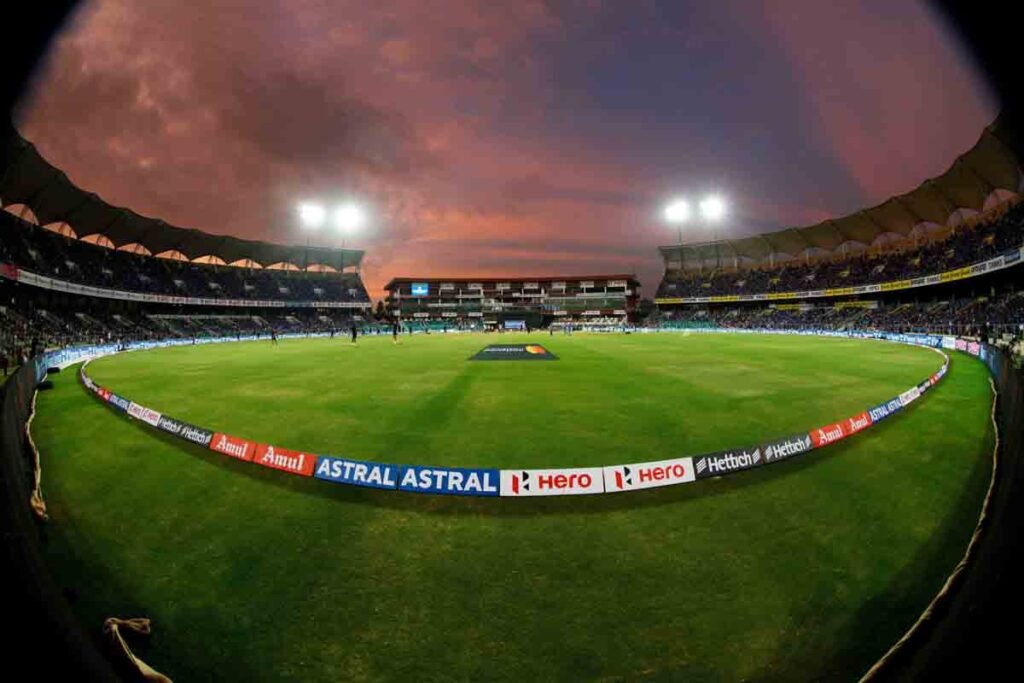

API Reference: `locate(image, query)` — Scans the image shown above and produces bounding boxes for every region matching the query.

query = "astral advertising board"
[398,465,500,496]
[107,393,130,412]
[315,456,401,490]
[868,398,903,423]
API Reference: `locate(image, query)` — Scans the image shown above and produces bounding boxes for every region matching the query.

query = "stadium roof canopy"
[383,274,639,290]
[659,115,1024,268]
[0,120,363,271]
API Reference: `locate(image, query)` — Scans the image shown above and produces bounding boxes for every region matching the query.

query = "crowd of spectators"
[0,211,371,304]
[653,289,1024,340]
[0,287,491,374]
[0,296,366,372]
[658,202,1024,298]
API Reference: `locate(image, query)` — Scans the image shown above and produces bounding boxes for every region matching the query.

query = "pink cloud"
[14,0,997,302]
[752,0,996,205]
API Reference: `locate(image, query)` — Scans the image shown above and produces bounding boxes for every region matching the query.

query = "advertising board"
[315,456,400,490]
[602,457,695,492]
[253,444,317,476]
[156,415,214,446]
[761,434,813,463]
[810,421,848,448]
[501,467,605,496]
[127,401,161,427]
[398,465,500,496]
[210,432,256,462]
[693,447,763,478]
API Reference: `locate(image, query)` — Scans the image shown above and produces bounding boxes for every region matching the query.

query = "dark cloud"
[215,65,428,175]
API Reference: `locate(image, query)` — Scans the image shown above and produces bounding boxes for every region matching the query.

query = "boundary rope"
[859,375,1000,681]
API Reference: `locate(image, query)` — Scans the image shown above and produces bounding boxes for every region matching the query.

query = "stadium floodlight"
[333,202,366,233]
[699,195,726,222]
[297,202,326,229]
[663,199,691,224]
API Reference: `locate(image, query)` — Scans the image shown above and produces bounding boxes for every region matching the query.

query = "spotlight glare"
[700,195,726,221]
[664,199,691,224]
[297,202,326,229]
[334,203,366,233]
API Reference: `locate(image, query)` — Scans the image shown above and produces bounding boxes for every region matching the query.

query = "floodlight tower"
[297,200,369,272]
[662,194,728,270]
[663,195,727,236]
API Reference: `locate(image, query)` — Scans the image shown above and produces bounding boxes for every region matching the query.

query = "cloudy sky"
[16,0,996,298]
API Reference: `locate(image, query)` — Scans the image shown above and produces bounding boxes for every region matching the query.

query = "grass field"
[33,333,993,681]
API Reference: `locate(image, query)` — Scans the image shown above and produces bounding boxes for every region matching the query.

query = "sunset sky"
[16,0,997,299]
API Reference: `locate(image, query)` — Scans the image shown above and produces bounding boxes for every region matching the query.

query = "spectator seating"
[0,211,371,304]
[658,202,1024,298]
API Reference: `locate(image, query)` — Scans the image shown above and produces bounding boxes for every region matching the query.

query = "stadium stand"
[0,278,361,358]
[652,116,1024,360]
[384,275,639,329]
[657,117,1024,301]
[0,210,371,304]
[0,122,376,367]
[652,293,1023,334]
[657,200,1024,298]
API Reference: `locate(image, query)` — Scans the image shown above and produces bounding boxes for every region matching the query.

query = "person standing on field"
[350,324,357,344]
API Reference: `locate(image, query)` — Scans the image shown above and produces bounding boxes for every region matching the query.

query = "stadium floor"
[33,333,993,681]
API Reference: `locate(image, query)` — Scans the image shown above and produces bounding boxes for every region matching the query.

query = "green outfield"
[33,333,993,681]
